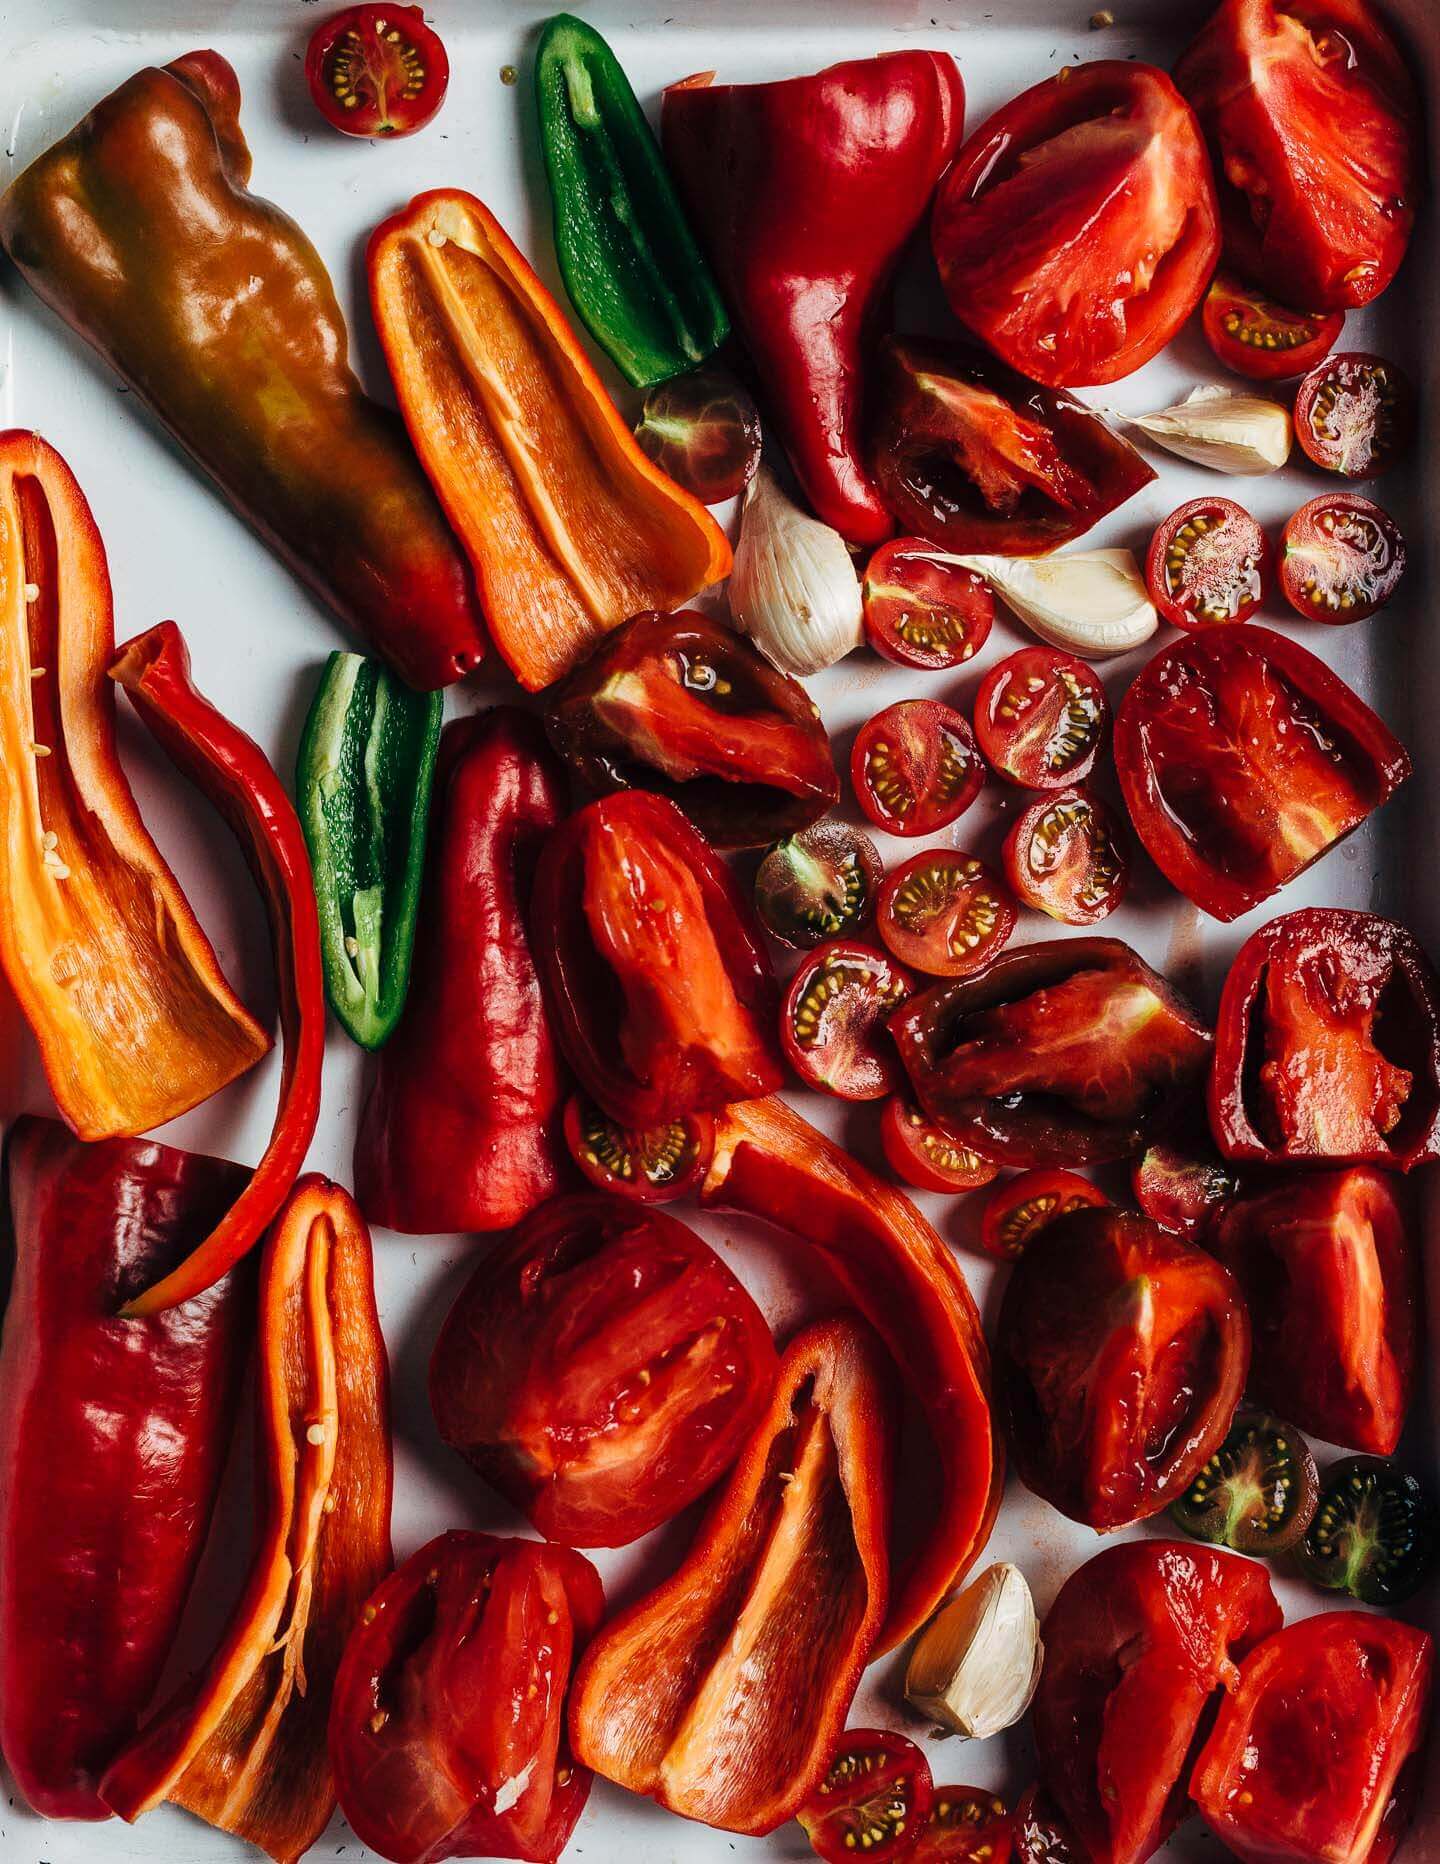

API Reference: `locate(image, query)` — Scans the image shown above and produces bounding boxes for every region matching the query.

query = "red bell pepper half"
[355,708,570,1234]
[663,52,965,545]
[0,1116,250,1820]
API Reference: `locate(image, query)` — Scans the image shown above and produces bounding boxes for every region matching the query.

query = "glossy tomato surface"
[429,1195,777,1546]
[1114,626,1410,921]
[753,822,882,949]
[1280,493,1405,622]
[782,940,913,1101]
[1202,270,1345,380]
[973,648,1108,790]
[877,849,1016,978]
[563,1096,714,1204]
[978,1169,1107,1262]
[880,1097,1000,1195]
[633,365,761,505]
[1001,788,1129,926]
[852,699,984,838]
[1294,352,1415,478]
[305,4,448,136]
[1131,1125,1240,1243]
[913,1790,1012,1864]
[798,1729,934,1864]
[863,539,995,670]
[1144,498,1270,629]
[1011,1787,1084,1864]
[1034,1541,1282,1864]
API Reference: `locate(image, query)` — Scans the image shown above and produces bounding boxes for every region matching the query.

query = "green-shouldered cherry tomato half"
[754,821,883,950]
[563,1094,714,1204]
[852,700,984,837]
[1170,1411,1319,1556]
[1144,498,1271,629]
[1297,1455,1437,1606]
[633,365,761,506]
[1001,788,1130,926]
[913,1790,1012,1864]
[880,1097,1001,1195]
[797,1728,935,1864]
[1294,352,1415,478]
[979,1170,1108,1261]
[1201,272,1344,382]
[1280,493,1406,624]
[781,940,913,1101]
[973,648,1107,790]
[304,4,449,137]
[877,850,1016,979]
[862,539,995,672]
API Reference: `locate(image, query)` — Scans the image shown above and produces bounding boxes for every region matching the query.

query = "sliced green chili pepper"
[535,12,730,388]
[296,652,441,1050]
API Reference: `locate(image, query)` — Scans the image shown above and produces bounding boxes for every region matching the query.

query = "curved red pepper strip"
[109,620,324,1316]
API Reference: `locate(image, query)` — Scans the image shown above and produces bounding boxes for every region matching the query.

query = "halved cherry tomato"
[563,1095,714,1204]
[1001,789,1129,927]
[880,1097,1000,1196]
[1294,352,1415,478]
[913,1790,1011,1864]
[852,701,984,838]
[877,851,1016,979]
[1012,1787,1083,1864]
[973,649,1107,791]
[1280,493,1406,624]
[978,1169,1107,1261]
[782,941,913,1101]
[754,822,883,950]
[1144,498,1270,629]
[863,540,995,671]
[1131,1129,1239,1242]
[1201,271,1345,381]
[798,1729,934,1864]
[304,4,448,137]
[633,364,761,506]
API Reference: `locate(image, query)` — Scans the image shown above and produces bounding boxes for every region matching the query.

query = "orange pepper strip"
[0,431,269,1139]
[367,188,732,691]
[101,1175,393,1864]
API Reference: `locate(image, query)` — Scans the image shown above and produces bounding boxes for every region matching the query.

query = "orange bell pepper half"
[101,1175,393,1864]
[367,189,732,691]
[0,430,268,1139]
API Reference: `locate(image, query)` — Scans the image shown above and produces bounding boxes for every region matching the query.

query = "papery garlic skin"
[960,550,1156,658]
[905,1561,1043,1740]
[728,464,864,677]
[1128,385,1292,475]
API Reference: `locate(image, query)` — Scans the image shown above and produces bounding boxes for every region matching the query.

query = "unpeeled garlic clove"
[1126,384,1292,475]
[904,1561,1043,1740]
[959,550,1156,658]
[727,464,864,677]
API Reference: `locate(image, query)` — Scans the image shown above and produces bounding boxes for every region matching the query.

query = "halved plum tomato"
[1114,626,1410,922]
[633,364,761,506]
[880,1097,1000,1195]
[783,940,913,1102]
[1144,498,1271,629]
[328,1532,603,1864]
[978,1169,1107,1262]
[913,1790,1012,1864]
[997,1209,1250,1530]
[1209,1165,1417,1456]
[973,649,1108,791]
[1209,908,1440,1170]
[1171,1410,1319,1556]
[304,4,448,137]
[797,1729,934,1864]
[1001,788,1130,926]
[429,1193,777,1547]
[869,338,1155,557]
[1191,1612,1434,1864]
[545,609,837,849]
[890,939,1213,1167]
[877,850,1016,979]
[1033,1540,1281,1864]
[1202,270,1345,381]
[1011,1787,1083,1864]
[754,822,883,950]
[852,700,984,839]
[1294,352,1415,478]
[863,539,995,671]
[563,1095,714,1204]
[931,62,1219,387]
[1175,0,1421,311]
[1280,493,1406,623]
[1131,1124,1240,1242]
[1298,1456,1437,1606]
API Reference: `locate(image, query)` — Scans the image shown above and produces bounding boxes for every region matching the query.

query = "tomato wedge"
[877,851,1016,979]
[880,1098,999,1196]
[852,700,984,838]
[1294,352,1415,478]
[863,540,995,671]
[1001,788,1129,926]
[913,1790,1012,1864]
[1280,493,1405,623]
[973,649,1107,790]
[1144,498,1271,629]
[782,941,913,1101]
[798,1729,934,1864]
[978,1169,1107,1261]
[562,1095,714,1204]
[304,4,448,137]
[1202,271,1344,381]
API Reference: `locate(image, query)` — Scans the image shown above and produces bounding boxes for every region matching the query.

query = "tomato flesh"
[1145,498,1270,629]
[1131,1132,1239,1242]
[877,850,1016,979]
[563,1095,714,1204]
[1012,1787,1084,1864]
[1280,493,1405,624]
[305,4,448,137]
[881,1097,999,1195]
[1002,788,1129,926]
[782,940,913,1101]
[633,365,761,506]
[979,1169,1107,1261]
[863,539,995,671]
[754,822,882,950]
[798,1729,934,1864]
[912,1790,1011,1864]
[1202,271,1344,380]
[852,700,984,838]
[1294,352,1414,478]
[973,648,1107,790]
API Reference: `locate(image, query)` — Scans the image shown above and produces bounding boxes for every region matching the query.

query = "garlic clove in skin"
[904,1561,1043,1740]
[727,464,864,677]
[1126,384,1293,475]
[959,549,1156,658]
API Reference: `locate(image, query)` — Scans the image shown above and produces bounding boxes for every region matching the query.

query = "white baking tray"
[1,1,1436,1860]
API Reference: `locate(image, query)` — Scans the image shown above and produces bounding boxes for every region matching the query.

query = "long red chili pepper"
[109,620,324,1316]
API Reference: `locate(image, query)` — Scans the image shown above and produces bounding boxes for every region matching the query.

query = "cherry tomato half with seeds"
[1002,789,1130,926]
[1145,498,1271,629]
[1011,1787,1083,1864]
[304,4,449,137]
[1201,272,1344,382]
[863,539,995,672]
[563,1094,714,1204]
[798,1728,934,1864]
[881,1097,1001,1195]
[1170,1411,1318,1557]
[754,821,883,950]
[877,850,1016,979]
[852,701,984,838]
[913,1790,1012,1864]
[973,649,1107,791]
[1297,1455,1437,1606]
[781,940,913,1101]
[1280,494,1406,624]
[633,364,761,506]
[1294,352,1415,478]
[979,1170,1107,1261]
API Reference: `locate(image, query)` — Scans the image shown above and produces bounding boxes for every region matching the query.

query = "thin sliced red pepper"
[108,620,324,1315]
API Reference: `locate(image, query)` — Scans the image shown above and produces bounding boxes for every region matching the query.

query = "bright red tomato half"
[978,1169,1107,1262]
[852,700,984,838]
[877,850,1016,979]
[1001,788,1130,926]
[305,4,449,137]
[913,1790,1012,1864]
[798,1729,934,1864]
[1202,270,1345,380]
[562,1095,714,1204]
[1280,493,1405,622]
[782,940,913,1101]
[973,648,1108,790]
[1145,498,1271,629]
[863,540,995,671]
[880,1097,1000,1195]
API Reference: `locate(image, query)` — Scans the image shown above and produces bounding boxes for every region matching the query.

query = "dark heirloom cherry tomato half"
[1144,498,1270,629]
[877,850,1016,979]
[1034,1541,1282,1864]
[996,1209,1249,1530]
[429,1194,777,1547]
[913,1790,1012,1864]
[782,941,913,1101]
[1131,1130,1239,1242]
[1201,271,1344,381]
[1012,1787,1083,1864]
[978,1169,1107,1262]
[305,4,449,137]
[1002,788,1129,926]
[563,1095,714,1204]
[797,1729,934,1864]
[1170,1410,1319,1557]
[852,700,984,839]
[1294,352,1415,478]
[973,648,1108,790]
[1280,493,1406,623]
[1298,1456,1437,1607]
[880,1097,999,1195]
[1114,626,1410,922]
[633,364,762,506]
[754,822,883,951]
[863,539,995,671]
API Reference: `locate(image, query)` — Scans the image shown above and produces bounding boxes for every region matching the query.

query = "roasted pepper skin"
[355,708,570,1235]
[0,53,485,690]
[0,1117,251,1821]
